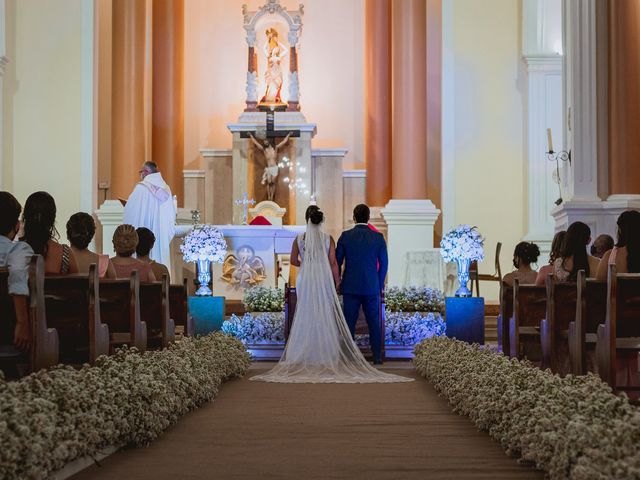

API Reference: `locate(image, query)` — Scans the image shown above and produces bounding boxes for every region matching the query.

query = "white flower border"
[222,312,286,345]
[414,337,640,479]
[0,334,250,480]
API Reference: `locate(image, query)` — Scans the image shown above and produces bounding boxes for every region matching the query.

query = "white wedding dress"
[251,221,412,384]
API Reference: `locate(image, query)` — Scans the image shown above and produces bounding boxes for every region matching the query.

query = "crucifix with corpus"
[240,105,301,202]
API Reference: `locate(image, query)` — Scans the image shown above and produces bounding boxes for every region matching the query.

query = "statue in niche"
[249,132,292,201]
[260,28,288,105]
[221,245,267,289]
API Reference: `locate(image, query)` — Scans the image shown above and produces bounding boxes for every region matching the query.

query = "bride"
[251,206,412,384]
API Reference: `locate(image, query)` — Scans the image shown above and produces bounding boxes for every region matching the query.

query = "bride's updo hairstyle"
[305,205,324,225]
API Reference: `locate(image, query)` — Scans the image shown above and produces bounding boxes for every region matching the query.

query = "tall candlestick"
[547,128,554,152]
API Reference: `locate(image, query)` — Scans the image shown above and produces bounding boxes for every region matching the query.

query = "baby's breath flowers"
[414,337,640,480]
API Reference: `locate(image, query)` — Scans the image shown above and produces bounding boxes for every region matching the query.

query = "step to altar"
[223,299,500,318]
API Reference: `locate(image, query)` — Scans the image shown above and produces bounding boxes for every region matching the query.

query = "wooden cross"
[239,105,301,146]
[234,192,256,225]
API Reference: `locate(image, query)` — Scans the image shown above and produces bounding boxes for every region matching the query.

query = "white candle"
[547,128,554,153]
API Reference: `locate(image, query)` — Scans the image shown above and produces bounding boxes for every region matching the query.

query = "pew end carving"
[170,278,193,337]
[99,271,147,353]
[44,263,110,364]
[510,280,545,363]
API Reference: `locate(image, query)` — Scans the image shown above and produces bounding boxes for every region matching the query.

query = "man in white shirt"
[0,191,33,350]
[123,162,176,270]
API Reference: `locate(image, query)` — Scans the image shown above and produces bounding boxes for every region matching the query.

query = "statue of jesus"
[260,28,288,105]
[249,132,292,201]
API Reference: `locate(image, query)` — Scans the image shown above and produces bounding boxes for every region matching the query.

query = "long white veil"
[251,221,412,383]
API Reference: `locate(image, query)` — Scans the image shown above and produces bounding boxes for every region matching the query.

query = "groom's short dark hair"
[353,204,370,224]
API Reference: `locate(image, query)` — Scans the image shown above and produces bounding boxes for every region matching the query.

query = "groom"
[336,204,388,364]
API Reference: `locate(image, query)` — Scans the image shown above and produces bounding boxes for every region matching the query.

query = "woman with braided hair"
[21,191,78,274]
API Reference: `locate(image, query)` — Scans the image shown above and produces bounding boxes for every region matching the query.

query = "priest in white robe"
[123,161,176,269]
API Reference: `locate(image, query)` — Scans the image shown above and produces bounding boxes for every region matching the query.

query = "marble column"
[391,0,427,200]
[382,0,440,286]
[152,0,184,205]
[111,0,147,201]
[608,0,640,197]
[364,0,392,218]
[553,0,640,239]
[521,0,564,260]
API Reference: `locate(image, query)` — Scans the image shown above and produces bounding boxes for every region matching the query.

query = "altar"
[174,224,304,300]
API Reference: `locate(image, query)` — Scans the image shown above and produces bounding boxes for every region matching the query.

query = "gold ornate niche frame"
[242,0,304,112]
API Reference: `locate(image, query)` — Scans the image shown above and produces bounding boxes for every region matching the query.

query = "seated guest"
[66,212,115,278]
[596,210,640,280]
[135,227,170,281]
[0,192,32,351]
[110,224,156,282]
[537,221,599,285]
[502,242,540,287]
[535,230,566,285]
[21,191,78,274]
[590,234,614,259]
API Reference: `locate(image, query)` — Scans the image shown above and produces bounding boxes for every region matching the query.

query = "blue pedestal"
[445,297,485,345]
[188,296,226,336]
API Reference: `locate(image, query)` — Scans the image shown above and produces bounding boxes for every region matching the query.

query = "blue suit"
[336,225,388,362]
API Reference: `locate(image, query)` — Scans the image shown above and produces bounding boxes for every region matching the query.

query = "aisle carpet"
[72,363,542,480]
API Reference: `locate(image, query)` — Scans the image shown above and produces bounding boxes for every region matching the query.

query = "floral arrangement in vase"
[440,224,484,297]
[180,224,227,296]
[242,286,284,312]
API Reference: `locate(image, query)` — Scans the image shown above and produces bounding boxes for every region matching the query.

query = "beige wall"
[3,0,94,242]
[183,0,365,170]
[443,0,526,300]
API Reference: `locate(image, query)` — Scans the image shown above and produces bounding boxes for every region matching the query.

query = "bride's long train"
[251,223,412,384]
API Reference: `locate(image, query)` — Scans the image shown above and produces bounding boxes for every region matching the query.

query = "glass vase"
[455,258,472,298]
[196,258,213,296]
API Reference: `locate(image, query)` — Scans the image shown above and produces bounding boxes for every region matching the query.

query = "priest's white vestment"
[123,172,176,268]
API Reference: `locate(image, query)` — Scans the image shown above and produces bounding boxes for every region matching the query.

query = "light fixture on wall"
[546,128,571,205]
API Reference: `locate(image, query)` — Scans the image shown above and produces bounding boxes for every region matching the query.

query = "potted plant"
[222,286,285,347]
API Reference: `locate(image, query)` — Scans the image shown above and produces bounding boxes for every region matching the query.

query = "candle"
[547,128,554,153]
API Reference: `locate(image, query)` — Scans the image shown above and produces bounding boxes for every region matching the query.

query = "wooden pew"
[497,283,513,356]
[596,264,640,390]
[509,280,545,362]
[568,270,607,375]
[44,264,109,364]
[540,275,577,373]
[99,271,147,353]
[170,278,194,337]
[140,274,175,349]
[0,255,58,378]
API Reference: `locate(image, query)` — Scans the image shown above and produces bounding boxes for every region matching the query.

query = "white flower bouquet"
[414,337,640,479]
[180,224,227,263]
[385,286,445,313]
[243,286,284,312]
[440,224,484,263]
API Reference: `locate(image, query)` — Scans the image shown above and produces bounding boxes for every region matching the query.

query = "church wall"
[3,0,93,243]
[183,0,365,171]
[443,0,526,300]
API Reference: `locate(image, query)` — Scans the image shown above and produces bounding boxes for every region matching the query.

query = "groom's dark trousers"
[336,224,389,363]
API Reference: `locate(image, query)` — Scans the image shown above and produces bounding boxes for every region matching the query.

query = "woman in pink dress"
[109,224,155,282]
[534,230,566,285]
[66,212,115,278]
[595,210,640,387]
